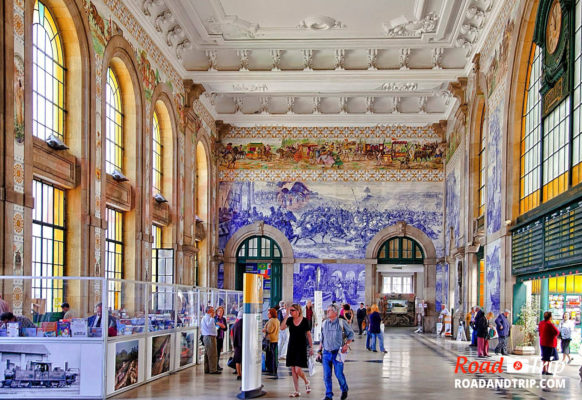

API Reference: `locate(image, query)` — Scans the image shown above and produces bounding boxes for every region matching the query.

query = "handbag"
[262,336,270,352]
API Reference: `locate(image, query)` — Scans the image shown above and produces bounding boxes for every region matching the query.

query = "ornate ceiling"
[129,0,501,125]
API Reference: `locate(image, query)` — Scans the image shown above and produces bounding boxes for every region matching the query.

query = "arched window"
[478,110,486,217]
[520,46,542,214]
[377,237,424,264]
[152,111,162,195]
[105,67,123,174]
[33,0,65,141]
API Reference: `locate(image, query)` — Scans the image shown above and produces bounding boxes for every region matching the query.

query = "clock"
[546,0,562,54]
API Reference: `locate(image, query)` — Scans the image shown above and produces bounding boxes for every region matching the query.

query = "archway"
[235,235,282,309]
[196,141,209,286]
[223,222,294,303]
[365,222,438,331]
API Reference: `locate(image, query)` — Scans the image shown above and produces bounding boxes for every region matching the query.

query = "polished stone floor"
[113,328,582,399]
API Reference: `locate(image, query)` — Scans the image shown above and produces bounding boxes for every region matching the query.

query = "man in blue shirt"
[318,304,354,400]
[494,309,511,355]
[201,306,221,374]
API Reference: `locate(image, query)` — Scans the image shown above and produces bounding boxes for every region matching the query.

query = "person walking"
[278,301,289,360]
[214,306,227,370]
[263,308,280,377]
[470,306,479,347]
[342,304,354,327]
[494,309,511,355]
[232,311,243,380]
[539,311,560,375]
[368,304,387,353]
[201,306,220,374]
[475,308,489,357]
[365,306,372,351]
[304,300,316,332]
[356,303,366,335]
[559,312,575,364]
[280,303,313,397]
[318,304,355,400]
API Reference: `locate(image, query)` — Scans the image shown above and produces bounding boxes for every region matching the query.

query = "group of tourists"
[466,306,578,375]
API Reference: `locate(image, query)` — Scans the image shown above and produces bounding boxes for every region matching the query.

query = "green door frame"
[235,236,282,307]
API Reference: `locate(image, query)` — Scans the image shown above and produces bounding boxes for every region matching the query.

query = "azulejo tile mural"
[486,105,503,235]
[219,169,444,183]
[293,264,365,307]
[219,181,444,259]
[225,125,442,140]
[217,137,445,171]
[445,163,460,254]
[486,239,501,315]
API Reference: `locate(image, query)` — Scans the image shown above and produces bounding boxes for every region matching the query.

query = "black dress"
[285,317,309,368]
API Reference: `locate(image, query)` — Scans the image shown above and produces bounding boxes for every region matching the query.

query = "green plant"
[515,297,540,346]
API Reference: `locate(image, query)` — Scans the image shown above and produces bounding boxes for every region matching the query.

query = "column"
[540,278,549,321]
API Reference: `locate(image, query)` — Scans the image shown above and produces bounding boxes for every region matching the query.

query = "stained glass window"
[105,208,123,309]
[32,180,65,312]
[33,0,65,141]
[105,68,123,174]
[152,112,162,195]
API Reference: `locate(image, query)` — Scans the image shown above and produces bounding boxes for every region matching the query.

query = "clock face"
[546,0,562,54]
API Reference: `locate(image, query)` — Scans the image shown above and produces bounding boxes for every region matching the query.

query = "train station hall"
[1,0,582,398]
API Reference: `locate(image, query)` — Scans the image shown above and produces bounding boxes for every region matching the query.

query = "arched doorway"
[365,222,438,331]
[235,236,282,308]
[196,141,208,286]
[376,236,425,299]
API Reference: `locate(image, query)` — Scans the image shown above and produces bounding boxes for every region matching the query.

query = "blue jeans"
[323,350,348,398]
[370,332,385,352]
[366,329,371,349]
[471,327,477,345]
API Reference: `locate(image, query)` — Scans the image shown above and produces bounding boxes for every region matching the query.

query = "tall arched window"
[152,111,162,195]
[520,46,542,214]
[478,110,486,217]
[105,67,123,174]
[33,0,65,141]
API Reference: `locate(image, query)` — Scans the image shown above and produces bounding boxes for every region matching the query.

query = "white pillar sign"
[238,273,266,399]
[314,290,323,343]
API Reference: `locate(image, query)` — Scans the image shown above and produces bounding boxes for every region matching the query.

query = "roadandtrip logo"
[453,356,567,390]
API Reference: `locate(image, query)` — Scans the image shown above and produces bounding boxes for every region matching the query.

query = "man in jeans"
[318,304,354,400]
[494,309,511,355]
[201,306,221,374]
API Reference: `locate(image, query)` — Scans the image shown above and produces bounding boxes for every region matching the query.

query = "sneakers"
[341,391,348,400]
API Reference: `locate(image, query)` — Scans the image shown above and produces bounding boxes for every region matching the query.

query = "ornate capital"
[215,120,232,142]
[184,80,206,106]
[431,120,447,140]
[448,77,468,105]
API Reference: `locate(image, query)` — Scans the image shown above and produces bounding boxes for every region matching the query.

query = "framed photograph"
[151,335,171,377]
[114,340,139,390]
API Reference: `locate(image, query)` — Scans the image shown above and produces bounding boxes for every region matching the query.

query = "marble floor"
[113,328,582,399]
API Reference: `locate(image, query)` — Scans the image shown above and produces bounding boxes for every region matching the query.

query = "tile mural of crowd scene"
[219,181,444,259]
[217,138,445,171]
[293,264,365,307]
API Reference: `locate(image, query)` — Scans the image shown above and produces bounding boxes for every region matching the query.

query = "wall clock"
[546,0,562,54]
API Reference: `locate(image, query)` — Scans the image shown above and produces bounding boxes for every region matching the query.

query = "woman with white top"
[559,312,575,364]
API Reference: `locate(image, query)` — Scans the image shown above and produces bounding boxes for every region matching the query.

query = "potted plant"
[512,298,539,355]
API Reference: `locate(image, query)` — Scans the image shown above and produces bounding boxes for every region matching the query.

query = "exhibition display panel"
[0,276,242,399]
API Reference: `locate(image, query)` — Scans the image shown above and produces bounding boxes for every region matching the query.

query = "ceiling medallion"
[379,82,418,92]
[383,13,439,38]
[297,16,346,31]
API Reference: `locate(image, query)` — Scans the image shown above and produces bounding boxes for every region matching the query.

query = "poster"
[179,331,195,367]
[0,341,102,398]
[151,335,171,377]
[115,340,138,390]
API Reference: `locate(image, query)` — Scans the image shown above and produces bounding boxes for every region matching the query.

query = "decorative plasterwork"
[232,83,269,92]
[219,168,444,183]
[207,15,260,39]
[379,82,419,92]
[223,124,442,140]
[454,0,495,55]
[383,13,439,38]
[297,16,346,31]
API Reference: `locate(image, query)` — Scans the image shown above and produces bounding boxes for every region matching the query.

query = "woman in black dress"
[280,303,313,397]
[232,311,243,380]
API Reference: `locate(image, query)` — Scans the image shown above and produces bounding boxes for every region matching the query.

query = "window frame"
[32,0,67,142]
[152,111,163,195]
[105,207,123,309]
[105,67,124,174]
[32,179,66,312]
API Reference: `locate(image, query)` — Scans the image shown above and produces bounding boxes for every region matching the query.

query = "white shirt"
[559,320,575,339]
[201,314,217,336]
